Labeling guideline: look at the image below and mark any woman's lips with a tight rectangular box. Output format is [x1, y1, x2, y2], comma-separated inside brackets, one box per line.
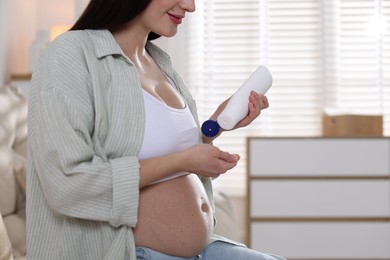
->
[168, 13, 183, 25]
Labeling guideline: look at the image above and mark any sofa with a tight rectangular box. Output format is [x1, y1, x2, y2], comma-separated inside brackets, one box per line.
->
[0, 85, 238, 260]
[0, 86, 28, 260]
[0, 213, 14, 260]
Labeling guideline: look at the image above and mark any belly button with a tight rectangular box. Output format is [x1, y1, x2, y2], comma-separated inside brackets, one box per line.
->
[200, 197, 209, 212]
[201, 202, 209, 212]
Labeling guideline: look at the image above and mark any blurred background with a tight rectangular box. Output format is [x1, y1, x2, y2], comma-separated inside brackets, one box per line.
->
[2, 0, 389, 194]
[0, 0, 389, 259]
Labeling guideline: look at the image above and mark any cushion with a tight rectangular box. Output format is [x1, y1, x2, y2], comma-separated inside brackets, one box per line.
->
[2, 215, 25, 258]
[0, 86, 28, 258]
[0, 86, 27, 214]
[0, 212, 13, 260]
[213, 191, 238, 241]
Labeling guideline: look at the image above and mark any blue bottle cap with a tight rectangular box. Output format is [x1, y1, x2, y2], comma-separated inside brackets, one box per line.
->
[201, 120, 221, 137]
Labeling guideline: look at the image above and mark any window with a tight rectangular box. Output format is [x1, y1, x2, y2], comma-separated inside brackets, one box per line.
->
[157, 0, 390, 196]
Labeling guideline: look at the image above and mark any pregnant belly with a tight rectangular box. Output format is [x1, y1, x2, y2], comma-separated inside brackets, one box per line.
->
[133, 174, 214, 257]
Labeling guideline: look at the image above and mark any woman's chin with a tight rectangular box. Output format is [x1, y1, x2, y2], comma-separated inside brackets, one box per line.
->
[157, 29, 178, 38]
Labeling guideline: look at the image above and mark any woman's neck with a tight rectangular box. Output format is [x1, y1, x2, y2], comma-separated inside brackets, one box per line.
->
[111, 22, 149, 62]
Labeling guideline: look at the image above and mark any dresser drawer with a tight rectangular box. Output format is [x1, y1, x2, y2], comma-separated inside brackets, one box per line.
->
[251, 222, 390, 259]
[249, 138, 390, 177]
[250, 180, 390, 217]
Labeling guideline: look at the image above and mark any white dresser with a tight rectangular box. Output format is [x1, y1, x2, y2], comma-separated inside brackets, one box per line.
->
[247, 137, 390, 260]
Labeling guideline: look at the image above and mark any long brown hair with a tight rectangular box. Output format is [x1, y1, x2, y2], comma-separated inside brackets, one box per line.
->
[70, 0, 160, 40]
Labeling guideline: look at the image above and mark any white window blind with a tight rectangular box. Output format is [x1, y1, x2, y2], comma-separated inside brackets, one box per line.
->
[324, 0, 390, 118]
[170, 0, 390, 196]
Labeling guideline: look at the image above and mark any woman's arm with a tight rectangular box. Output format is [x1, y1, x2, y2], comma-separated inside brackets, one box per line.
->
[28, 33, 140, 228]
[139, 144, 240, 187]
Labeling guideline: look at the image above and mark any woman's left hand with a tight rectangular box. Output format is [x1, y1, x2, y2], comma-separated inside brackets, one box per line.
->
[203, 91, 269, 143]
[232, 91, 269, 129]
[212, 91, 269, 129]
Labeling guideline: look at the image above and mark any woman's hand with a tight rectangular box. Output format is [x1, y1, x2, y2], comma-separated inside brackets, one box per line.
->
[139, 144, 239, 187]
[233, 91, 269, 129]
[203, 91, 269, 143]
[184, 144, 240, 178]
[210, 91, 269, 129]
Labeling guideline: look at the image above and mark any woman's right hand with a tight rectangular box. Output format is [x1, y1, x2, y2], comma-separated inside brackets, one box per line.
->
[184, 144, 240, 178]
[139, 144, 240, 187]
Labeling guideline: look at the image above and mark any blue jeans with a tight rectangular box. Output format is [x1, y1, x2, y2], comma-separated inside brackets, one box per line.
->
[136, 241, 286, 260]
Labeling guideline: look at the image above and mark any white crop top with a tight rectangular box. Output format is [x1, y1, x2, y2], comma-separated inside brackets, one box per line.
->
[138, 79, 200, 184]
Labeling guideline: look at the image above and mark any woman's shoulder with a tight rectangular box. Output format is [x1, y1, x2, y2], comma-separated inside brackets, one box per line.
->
[51, 30, 92, 50]
[42, 30, 99, 66]
[34, 31, 94, 80]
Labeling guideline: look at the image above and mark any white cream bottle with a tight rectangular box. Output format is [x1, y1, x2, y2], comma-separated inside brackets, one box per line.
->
[201, 65, 273, 137]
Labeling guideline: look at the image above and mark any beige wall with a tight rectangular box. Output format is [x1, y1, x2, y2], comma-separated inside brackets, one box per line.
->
[0, 1, 9, 84]
[0, 0, 88, 85]
[8, 0, 37, 77]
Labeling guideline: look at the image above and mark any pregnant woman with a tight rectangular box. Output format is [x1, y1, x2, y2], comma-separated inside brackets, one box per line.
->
[26, 0, 285, 259]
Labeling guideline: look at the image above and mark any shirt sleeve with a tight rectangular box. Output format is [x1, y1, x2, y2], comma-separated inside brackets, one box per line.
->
[28, 32, 140, 228]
